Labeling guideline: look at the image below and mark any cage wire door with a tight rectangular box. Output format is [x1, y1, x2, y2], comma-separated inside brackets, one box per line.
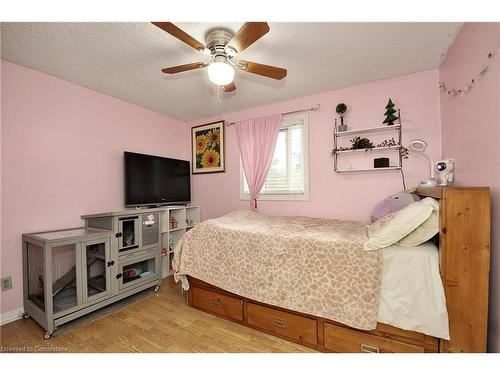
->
[27, 243, 46, 312]
[51, 244, 79, 314]
[83, 238, 111, 303]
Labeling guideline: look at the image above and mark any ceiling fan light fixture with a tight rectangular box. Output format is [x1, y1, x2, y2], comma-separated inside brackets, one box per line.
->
[207, 58, 235, 85]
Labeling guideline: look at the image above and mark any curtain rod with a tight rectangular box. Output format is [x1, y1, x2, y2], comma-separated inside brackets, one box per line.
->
[226, 104, 321, 126]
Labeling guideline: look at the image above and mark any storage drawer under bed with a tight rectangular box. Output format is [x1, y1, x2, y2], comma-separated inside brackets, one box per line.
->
[191, 286, 243, 321]
[323, 323, 424, 353]
[246, 302, 318, 346]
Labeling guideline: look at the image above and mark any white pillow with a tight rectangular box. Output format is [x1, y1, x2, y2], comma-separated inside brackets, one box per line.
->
[399, 198, 440, 247]
[364, 199, 434, 251]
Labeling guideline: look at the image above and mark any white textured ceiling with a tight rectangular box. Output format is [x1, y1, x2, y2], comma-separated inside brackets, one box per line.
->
[0, 22, 461, 121]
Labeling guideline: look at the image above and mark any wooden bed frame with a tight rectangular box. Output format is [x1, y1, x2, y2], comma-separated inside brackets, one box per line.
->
[186, 187, 491, 353]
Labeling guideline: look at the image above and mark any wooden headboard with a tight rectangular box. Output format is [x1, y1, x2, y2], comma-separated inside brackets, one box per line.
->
[416, 187, 491, 352]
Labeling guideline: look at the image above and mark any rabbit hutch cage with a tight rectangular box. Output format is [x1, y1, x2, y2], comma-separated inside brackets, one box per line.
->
[29, 234, 110, 312]
[22, 206, 198, 338]
[23, 228, 115, 339]
[23, 209, 164, 339]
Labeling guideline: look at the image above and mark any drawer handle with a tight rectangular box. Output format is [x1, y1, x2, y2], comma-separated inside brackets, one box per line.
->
[361, 343, 379, 353]
[209, 299, 221, 307]
[272, 318, 286, 328]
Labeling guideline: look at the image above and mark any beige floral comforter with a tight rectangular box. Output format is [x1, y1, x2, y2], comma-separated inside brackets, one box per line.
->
[173, 210, 383, 330]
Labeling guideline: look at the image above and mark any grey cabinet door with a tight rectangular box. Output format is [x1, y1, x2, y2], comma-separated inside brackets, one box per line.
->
[141, 213, 160, 248]
[82, 238, 112, 303]
[116, 249, 160, 292]
[118, 216, 140, 252]
[50, 240, 84, 320]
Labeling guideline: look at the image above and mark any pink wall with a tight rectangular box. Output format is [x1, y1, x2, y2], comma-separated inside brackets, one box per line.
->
[1, 57, 3, 304]
[439, 23, 500, 352]
[190, 70, 442, 223]
[0, 61, 189, 314]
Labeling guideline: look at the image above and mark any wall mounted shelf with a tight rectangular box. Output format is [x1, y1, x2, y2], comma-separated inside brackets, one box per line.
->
[334, 145, 401, 154]
[336, 166, 402, 173]
[334, 124, 401, 137]
[333, 111, 403, 173]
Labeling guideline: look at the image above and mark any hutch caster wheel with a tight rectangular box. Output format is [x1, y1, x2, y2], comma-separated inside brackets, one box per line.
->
[44, 331, 53, 340]
[23, 313, 31, 319]
[153, 285, 160, 293]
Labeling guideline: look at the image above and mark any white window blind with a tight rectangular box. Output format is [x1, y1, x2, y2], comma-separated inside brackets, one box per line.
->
[241, 114, 309, 200]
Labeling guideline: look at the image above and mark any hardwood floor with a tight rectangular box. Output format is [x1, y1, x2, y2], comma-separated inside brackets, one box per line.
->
[0, 277, 316, 353]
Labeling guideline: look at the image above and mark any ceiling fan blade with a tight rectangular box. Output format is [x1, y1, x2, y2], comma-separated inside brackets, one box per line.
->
[152, 22, 206, 51]
[161, 62, 207, 74]
[222, 82, 236, 92]
[227, 22, 270, 53]
[238, 61, 287, 80]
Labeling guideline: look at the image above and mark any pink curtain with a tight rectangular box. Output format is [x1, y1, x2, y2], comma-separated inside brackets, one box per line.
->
[235, 114, 282, 210]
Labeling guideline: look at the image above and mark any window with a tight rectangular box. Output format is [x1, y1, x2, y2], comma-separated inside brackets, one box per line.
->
[240, 113, 309, 201]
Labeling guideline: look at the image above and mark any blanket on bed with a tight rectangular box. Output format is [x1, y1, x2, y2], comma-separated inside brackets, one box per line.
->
[173, 210, 383, 330]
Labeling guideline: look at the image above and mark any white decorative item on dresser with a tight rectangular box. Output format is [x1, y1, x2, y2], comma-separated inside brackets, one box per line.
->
[160, 206, 200, 278]
[436, 159, 455, 186]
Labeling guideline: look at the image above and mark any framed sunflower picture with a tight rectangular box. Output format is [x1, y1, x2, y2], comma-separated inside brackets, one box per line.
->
[191, 120, 225, 174]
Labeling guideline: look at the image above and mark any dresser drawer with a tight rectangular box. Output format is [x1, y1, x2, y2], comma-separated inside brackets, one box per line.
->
[324, 323, 424, 353]
[247, 302, 318, 346]
[191, 287, 243, 321]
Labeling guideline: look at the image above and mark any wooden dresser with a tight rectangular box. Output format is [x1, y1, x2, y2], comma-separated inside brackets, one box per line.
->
[186, 187, 490, 353]
[416, 187, 490, 353]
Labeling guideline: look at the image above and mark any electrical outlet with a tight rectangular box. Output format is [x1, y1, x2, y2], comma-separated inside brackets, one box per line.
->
[1, 276, 13, 291]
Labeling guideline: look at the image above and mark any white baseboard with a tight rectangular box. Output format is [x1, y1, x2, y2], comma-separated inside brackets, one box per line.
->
[0, 308, 24, 326]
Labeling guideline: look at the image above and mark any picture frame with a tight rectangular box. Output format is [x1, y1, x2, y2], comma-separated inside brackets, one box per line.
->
[191, 120, 225, 174]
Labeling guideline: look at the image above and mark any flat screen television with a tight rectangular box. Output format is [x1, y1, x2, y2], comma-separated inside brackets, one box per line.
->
[124, 151, 191, 207]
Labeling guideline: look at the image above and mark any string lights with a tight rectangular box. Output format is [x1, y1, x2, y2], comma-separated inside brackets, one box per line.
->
[439, 50, 496, 97]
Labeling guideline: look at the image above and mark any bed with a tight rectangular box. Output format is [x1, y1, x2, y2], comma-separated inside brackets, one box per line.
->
[173, 187, 490, 352]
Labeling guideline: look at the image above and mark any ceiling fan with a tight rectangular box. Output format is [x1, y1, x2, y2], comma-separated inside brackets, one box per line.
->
[152, 22, 287, 92]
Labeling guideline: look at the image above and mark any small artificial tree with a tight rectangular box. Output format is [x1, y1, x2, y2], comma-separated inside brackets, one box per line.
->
[383, 98, 399, 125]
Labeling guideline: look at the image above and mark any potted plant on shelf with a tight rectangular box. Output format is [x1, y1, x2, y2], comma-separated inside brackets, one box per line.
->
[336, 103, 348, 132]
[351, 136, 374, 151]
